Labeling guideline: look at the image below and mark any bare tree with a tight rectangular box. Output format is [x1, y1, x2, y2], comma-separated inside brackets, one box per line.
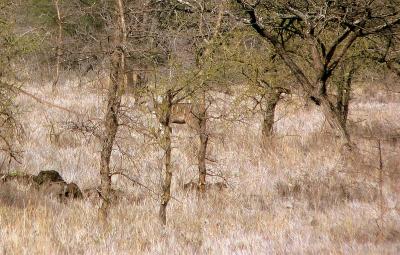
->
[98, 0, 127, 223]
[219, 29, 292, 144]
[171, 0, 229, 193]
[156, 89, 174, 225]
[0, 0, 33, 171]
[370, 28, 400, 78]
[233, 0, 400, 147]
[195, 1, 217, 194]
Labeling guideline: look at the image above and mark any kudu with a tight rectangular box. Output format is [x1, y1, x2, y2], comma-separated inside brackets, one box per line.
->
[169, 103, 200, 130]
[123, 68, 148, 97]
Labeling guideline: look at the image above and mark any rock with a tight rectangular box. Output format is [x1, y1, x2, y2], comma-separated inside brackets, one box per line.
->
[18, 170, 83, 201]
[65, 183, 83, 199]
[38, 181, 83, 199]
[33, 170, 64, 185]
[39, 181, 66, 199]
[1, 170, 86, 203]
[39, 181, 83, 201]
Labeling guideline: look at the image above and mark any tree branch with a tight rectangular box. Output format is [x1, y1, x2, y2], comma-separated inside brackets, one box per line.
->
[362, 16, 400, 35]
[235, 0, 314, 92]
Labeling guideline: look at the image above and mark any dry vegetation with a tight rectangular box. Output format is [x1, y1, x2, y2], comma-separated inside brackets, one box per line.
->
[2, 1, 400, 254]
[0, 75, 399, 254]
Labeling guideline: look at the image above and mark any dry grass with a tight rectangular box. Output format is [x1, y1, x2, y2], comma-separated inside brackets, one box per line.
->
[0, 79, 399, 254]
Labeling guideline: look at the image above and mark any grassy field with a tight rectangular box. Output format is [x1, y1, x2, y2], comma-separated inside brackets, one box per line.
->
[0, 79, 399, 254]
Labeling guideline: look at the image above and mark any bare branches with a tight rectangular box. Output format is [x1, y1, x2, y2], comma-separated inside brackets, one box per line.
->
[231, 1, 398, 146]
[110, 171, 159, 199]
[325, 27, 352, 64]
[235, 0, 274, 42]
[99, 0, 128, 223]
[15, 86, 84, 117]
[363, 15, 400, 35]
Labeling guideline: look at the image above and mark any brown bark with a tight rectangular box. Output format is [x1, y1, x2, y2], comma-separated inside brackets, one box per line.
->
[197, 90, 208, 194]
[271, 33, 351, 146]
[236, 1, 353, 147]
[98, 0, 126, 224]
[159, 91, 173, 225]
[52, 0, 62, 91]
[336, 68, 353, 128]
[319, 93, 350, 145]
[195, 1, 224, 194]
[261, 89, 281, 144]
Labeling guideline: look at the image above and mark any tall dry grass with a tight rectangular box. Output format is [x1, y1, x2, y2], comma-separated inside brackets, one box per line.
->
[0, 78, 399, 254]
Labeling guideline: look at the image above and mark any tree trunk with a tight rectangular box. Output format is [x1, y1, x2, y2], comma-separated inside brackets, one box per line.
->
[234, 1, 362, 147]
[319, 93, 351, 146]
[274, 41, 351, 146]
[52, 0, 62, 91]
[310, 78, 351, 147]
[159, 91, 173, 225]
[261, 89, 281, 145]
[194, 1, 224, 194]
[197, 90, 208, 194]
[336, 68, 353, 128]
[98, 0, 126, 224]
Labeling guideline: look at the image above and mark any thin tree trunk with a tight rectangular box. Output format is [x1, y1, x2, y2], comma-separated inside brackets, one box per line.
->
[261, 89, 281, 145]
[98, 0, 126, 224]
[52, 0, 62, 91]
[197, 90, 208, 194]
[195, 1, 224, 194]
[159, 91, 173, 225]
[336, 68, 353, 128]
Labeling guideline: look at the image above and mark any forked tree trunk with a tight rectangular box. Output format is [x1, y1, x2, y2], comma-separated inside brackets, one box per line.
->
[197, 90, 208, 194]
[98, 0, 126, 224]
[261, 89, 282, 145]
[279, 46, 352, 146]
[159, 91, 173, 225]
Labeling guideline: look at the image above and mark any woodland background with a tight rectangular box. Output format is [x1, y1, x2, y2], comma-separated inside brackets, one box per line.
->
[0, 0, 400, 254]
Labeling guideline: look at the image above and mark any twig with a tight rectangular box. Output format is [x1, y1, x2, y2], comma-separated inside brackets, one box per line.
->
[14, 86, 84, 117]
[377, 139, 386, 241]
[110, 171, 183, 204]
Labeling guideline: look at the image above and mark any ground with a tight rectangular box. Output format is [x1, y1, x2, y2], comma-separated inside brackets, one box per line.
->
[0, 78, 399, 254]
